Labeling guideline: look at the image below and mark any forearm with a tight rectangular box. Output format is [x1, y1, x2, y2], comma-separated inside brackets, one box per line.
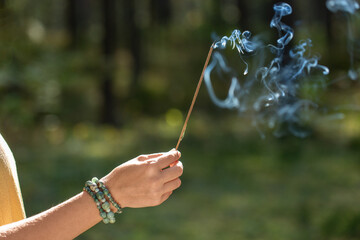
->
[0, 191, 101, 240]
[0, 150, 183, 239]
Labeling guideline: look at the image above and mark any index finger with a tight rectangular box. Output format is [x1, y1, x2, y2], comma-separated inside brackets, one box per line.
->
[138, 152, 166, 161]
[156, 150, 181, 169]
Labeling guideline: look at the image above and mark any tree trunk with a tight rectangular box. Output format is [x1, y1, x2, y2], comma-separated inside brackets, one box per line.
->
[150, 0, 171, 25]
[122, 1, 142, 98]
[324, 2, 333, 45]
[66, 0, 89, 48]
[66, 0, 81, 47]
[100, 0, 117, 125]
[237, 0, 248, 29]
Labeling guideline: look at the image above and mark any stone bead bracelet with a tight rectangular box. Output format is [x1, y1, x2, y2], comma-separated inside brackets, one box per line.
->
[84, 177, 122, 224]
[84, 186, 113, 223]
[93, 178, 122, 214]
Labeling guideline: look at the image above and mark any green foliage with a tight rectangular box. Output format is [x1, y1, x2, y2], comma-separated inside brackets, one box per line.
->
[6, 115, 360, 240]
[1, 0, 360, 239]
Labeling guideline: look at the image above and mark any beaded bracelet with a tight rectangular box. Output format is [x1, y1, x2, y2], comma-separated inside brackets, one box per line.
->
[93, 178, 122, 214]
[84, 177, 122, 224]
[84, 186, 114, 223]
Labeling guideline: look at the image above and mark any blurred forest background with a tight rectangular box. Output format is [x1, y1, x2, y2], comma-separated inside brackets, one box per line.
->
[1, 0, 360, 239]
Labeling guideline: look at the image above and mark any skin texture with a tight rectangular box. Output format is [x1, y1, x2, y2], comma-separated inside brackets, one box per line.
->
[0, 150, 182, 240]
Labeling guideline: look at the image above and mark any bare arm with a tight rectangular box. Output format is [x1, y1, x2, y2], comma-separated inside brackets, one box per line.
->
[0, 192, 102, 240]
[0, 150, 183, 240]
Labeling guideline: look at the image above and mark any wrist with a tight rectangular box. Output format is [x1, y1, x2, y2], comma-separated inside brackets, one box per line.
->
[83, 177, 123, 224]
[101, 175, 127, 209]
[79, 191, 103, 223]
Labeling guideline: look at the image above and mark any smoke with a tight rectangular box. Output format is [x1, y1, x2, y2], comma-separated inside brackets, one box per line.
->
[204, 2, 330, 138]
[326, 0, 359, 14]
[327, 0, 360, 80]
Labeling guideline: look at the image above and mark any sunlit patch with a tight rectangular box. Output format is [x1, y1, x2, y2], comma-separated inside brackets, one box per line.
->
[27, 19, 46, 44]
[166, 108, 184, 127]
[341, 113, 360, 137]
[73, 123, 90, 140]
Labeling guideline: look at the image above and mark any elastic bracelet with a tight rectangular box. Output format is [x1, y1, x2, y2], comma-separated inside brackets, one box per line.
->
[93, 178, 122, 214]
[84, 178, 118, 224]
[83, 186, 114, 223]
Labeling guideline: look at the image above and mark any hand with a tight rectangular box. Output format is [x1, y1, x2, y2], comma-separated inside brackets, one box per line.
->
[101, 150, 183, 208]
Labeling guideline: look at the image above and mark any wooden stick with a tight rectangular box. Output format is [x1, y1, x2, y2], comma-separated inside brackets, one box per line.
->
[175, 45, 214, 150]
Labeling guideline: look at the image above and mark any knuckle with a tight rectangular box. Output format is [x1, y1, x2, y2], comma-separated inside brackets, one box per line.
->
[150, 161, 159, 169]
[151, 182, 164, 196]
[149, 181, 159, 191]
[159, 174, 166, 184]
[146, 163, 159, 176]
[153, 173, 163, 183]
[145, 168, 154, 178]
[171, 151, 180, 159]
[150, 191, 159, 199]
[169, 153, 177, 160]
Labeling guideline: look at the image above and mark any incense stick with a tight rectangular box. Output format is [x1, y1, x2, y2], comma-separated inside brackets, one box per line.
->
[175, 45, 214, 150]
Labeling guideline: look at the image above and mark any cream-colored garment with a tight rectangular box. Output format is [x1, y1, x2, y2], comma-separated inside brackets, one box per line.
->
[0, 133, 26, 226]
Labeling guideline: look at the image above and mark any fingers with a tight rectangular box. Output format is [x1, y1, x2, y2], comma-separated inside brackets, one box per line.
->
[161, 160, 183, 182]
[137, 152, 165, 161]
[170, 160, 178, 168]
[156, 150, 181, 169]
[163, 178, 181, 193]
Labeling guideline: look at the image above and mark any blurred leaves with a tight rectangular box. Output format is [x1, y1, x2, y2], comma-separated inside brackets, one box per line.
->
[0, 0, 360, 239]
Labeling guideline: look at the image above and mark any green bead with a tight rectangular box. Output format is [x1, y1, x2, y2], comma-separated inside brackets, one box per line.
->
[85, 180, 93, 187]
[102, 202, 110, 210]
[85, 178, 121, 225]
[100, 212, 107, 219]
[107, 212, 115, 218]
[84, 187, 94, 197]
[96, 191, 104, 199]
[85, 178, 122, 224]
